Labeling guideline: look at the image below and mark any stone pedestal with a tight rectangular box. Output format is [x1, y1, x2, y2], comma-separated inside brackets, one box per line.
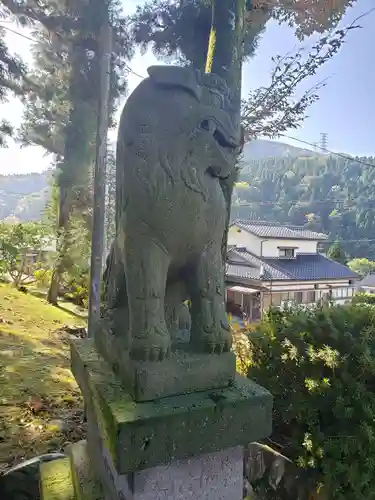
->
[39, 338, 272, 500]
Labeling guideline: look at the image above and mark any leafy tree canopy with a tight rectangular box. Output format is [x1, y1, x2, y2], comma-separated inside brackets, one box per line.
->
[347, 258, 375, 277]
[130, 0, 357, 69]
[327, 240, 346, 264]
[0, 220, 51, 287]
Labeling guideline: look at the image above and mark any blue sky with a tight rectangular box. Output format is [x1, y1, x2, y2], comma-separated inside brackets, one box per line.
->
[0, 0, 373, 175]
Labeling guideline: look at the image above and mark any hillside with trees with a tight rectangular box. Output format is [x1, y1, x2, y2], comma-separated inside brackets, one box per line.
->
[3, 147, 375, 264]
[0, 139, 314, 221]
[0, 171, 49, 221]
[233, 153, 375, 259]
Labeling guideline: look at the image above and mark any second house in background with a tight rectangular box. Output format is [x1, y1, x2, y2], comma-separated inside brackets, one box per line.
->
[226, 220, 358, 323]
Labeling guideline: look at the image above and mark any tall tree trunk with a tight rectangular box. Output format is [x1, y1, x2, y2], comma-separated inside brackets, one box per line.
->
[87, 21, 111, 337]
[47, 186, 70, 304]
[205, 0, 248, 263]
[47, 34, 96, 305]
[47, 48, 83, 305]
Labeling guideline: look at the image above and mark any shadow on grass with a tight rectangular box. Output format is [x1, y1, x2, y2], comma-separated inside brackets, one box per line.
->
[27, 288, 88, 321]
[0, 329, 84, 473]
[27, 289, 46, 300]
[55, 303, 87, 320]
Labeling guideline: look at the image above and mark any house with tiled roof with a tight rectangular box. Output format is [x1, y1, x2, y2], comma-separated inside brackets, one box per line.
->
[357, 274, 375, 293]
[226, 220, 358, 322]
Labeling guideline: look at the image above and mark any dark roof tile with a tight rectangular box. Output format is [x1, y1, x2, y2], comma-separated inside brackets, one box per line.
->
[226, 249, 358, 282]
[233, 220, 328, 240]
[358, 274, 375, 287]
[263, 253, 358, 281]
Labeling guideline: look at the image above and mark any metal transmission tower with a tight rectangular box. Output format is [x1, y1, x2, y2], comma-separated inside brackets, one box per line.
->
[320, 133, 328, 152]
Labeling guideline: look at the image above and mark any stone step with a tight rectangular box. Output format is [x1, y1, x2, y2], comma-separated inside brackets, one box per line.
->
[39, 457, 75, 500]
[39, 442, 103, 500]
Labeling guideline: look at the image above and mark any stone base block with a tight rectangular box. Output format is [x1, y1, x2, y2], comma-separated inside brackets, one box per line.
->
[71, 339, 273, 475]
[86, 394, 244, 500]
[94, 328, 236, 402]
[39, 440, 244, 500]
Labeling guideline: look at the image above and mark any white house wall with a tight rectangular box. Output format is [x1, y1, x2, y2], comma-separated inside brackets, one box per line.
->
[261, 238, 318, 257]
[228, 226, 261, 253]
[228, 225, 318, 257]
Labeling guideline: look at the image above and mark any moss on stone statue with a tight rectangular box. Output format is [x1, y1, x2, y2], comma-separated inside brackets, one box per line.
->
[39, 458, 75, 500]
[69, 441, 103, 500]
[71, 339, 273, 475]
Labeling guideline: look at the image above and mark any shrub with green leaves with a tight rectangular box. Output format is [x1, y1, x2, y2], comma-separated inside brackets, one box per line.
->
[0, 221, 52, 287]
[352, 292, 375, 305]
[248, 305, 375, 499]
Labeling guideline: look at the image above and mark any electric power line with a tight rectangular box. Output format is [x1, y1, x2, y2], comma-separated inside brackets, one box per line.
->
[280, 134, 375, 168]
[0, 23, 36, 43]
[319, 238, 375, 244]
[0, 22, 145, 80]
[124, 63, 145, 79]
[2, 23, 375, 171]
[3, 18, 375, 246]
[233, 199, 375, 206]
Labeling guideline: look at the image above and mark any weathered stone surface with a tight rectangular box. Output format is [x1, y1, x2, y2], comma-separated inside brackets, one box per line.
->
[68, 440, 103, 500]
[39, 457, 75, 500]
[102, 65, 242, 362]
[243, 443, 329, 500]
[87, 403, 243, 500]
[71, 338, 273, 475]
[94, 332, 236, 401]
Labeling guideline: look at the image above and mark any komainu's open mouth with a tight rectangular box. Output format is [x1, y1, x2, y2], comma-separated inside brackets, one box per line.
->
[199, 119, 238, 150]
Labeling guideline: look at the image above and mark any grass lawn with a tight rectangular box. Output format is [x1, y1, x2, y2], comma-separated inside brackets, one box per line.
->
[0, 283, 87, 473]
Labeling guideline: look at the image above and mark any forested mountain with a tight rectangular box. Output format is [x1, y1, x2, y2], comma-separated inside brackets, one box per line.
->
[0, 171, 49, 221]
[242, 139, 316, 161]
[2, 147, 375, 263]
[233, 154, 375, 259]
[0, 140, 311, 222]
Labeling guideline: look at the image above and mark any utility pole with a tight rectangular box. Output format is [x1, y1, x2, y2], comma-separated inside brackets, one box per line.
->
[88, 20, 112, 337]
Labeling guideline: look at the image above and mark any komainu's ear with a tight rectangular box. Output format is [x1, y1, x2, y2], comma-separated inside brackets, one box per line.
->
[147, 66, 202, 101]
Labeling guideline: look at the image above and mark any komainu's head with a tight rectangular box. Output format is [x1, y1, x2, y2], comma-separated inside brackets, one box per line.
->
[147, 65, 242, 154]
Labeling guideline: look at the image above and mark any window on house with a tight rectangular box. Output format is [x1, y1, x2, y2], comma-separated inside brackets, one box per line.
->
[306, 290, 316, 303]
[279, 247, 295, 258]
[270, 293, 282, 306]
[294, 291, 303, 304]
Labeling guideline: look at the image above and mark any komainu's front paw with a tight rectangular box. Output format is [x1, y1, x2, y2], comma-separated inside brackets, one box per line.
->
[130, 326, 171, 361]
[202, 321, 232, 354]
[193, 319, 232, 354]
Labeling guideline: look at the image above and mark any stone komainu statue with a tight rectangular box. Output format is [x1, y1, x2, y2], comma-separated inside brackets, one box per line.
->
[102, 65, 242, 361]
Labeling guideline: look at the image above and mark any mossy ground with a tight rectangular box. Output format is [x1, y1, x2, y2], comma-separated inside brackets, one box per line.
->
[0, 284, 87, 473]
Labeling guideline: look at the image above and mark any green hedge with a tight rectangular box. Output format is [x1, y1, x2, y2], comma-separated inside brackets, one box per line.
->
[247, 305, 375, 500]
[352, 292, 375, 305]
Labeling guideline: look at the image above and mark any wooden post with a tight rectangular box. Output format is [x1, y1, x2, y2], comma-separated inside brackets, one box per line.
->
[88, 21, 112, 338]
